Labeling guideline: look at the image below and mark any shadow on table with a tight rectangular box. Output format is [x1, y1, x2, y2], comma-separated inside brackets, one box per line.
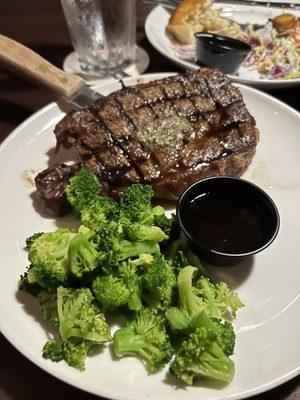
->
[0, 99, 33, 127]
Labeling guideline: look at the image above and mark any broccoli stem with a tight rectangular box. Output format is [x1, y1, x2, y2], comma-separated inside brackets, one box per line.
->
[178, 266, 202, 317]
[165, 307, 191, 331]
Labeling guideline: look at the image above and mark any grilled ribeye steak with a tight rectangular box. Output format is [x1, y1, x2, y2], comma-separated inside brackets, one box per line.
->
[36, 68, 259, 215]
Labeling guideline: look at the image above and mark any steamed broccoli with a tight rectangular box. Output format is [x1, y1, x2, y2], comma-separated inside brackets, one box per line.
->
[25, 232, 44, 250]
[65, 168, 100, 213]
[27, 229, 102, 289]
[195, 277, 244, 318]
[117, 261, 142, 311]
[123, 223, 167, 243]
[80, 197, 118, 233]
[152, 206, 173, 237]
[166, 308, 235, 356]
[170, 327, 235, 385]
[191, 312, 236, 357]
[28, 228, 77, 289]
[43, 339, 64, 362]
[42, 287, 110, 370]
[69, 233, 99, 278]
[92, 275, 130, 310]
[113, 308, 174, 372]
[19, 265, 43, 296]
[62, 338, 92, 370]
[19, 169, 244, 381]
[142, 255, 177, 310]
[177, 266, 207, 318]
[119, 184, 154, 225]
[166, 266, 243, 330]
[113, 239, 160, 262]
[57, 287, 110, 342]
[92, 255, 153, 311]
[43, 337, 97, 371]
[165, 265, 206, 331]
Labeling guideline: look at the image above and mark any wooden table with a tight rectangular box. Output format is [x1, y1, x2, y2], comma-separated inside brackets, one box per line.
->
[0, 1, 299, 399]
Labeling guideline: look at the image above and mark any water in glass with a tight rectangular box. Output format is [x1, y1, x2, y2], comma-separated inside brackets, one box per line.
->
[61, 0, 136, 75]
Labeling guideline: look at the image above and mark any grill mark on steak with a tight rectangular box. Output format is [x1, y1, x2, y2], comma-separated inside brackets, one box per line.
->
[109, 92, 161, 181]
[37, 68, 259, 216]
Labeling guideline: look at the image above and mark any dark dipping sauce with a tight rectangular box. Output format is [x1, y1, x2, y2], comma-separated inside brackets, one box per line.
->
[178, 177, 280, 265]
[182, 190, 271, 254]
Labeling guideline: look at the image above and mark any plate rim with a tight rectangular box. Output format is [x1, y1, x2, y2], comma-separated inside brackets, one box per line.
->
[1, 73, 300, 399]
[145, 5, 300, 88]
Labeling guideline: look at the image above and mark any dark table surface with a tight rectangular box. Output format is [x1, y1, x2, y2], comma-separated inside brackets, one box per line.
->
[0, 1, 299, 399]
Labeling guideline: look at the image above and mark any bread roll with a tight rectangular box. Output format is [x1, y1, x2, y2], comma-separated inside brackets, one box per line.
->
[167, 0, 244, 44]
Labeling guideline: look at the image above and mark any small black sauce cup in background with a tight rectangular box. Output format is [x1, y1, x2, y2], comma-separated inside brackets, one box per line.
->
[177, 177, 280, 266]
[194, 32, 251, 75]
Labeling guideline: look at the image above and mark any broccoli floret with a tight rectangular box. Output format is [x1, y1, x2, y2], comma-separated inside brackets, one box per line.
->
[42, 287, 110, 371]
[123, 223, 167, 243]
[117, 261, 142, 311]
[129, 253, 153, 268]
[92, 256, 147, 311]
[114, 239, 160, 262]
[119, 184, 154, 225]
[65, 168, 100, 213]
[166, 268, 239, 357]
[57, 287, 110, 343]
[38, 291, 58, 325]
[113, 308, 174, 372]
[142, 255, 177, 310]
[90, 221, 158, 264]
[43, 339, 64, 362]
[195, 277, 244, 318]
[19, 265, 43, 296]
[28, 229, 76, 289]
[92, 275, 130, 310]
[25, 232, 44, 250]
[170, 327, 235, 385]
[165, 266, 206, 330]
[69, 233, 99, 278]
[152, 206, 173, 237]
[27, 229, 102, 289]
[62, 338, 91, 371]
[43, 337, 95, 371]
[191, 312, 235, 356]
[80, 197, 118, 232]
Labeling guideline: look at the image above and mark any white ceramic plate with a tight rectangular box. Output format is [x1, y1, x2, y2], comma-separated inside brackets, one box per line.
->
[0, 73, 300, 400]
[145, 5, 300, 89]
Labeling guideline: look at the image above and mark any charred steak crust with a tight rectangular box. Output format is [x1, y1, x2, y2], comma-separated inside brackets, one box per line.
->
[37, 68, 259, 215]
[35, 163, 82, 216]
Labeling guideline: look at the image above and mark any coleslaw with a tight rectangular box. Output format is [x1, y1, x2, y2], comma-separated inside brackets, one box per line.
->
[244, 22, 300, 79]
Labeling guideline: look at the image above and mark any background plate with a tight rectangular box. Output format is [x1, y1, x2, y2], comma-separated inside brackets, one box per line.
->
[0, 73, 299, 400]
[145, 5, 300, 89]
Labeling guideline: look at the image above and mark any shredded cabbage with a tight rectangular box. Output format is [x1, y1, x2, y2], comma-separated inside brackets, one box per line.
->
[244, 22, 300, 79]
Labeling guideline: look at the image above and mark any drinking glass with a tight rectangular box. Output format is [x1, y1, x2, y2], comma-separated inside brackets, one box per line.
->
[61, 0, 136, 76]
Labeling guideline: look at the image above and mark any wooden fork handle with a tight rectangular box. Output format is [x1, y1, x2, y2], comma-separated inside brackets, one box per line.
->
[0, 34, 85, 98]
